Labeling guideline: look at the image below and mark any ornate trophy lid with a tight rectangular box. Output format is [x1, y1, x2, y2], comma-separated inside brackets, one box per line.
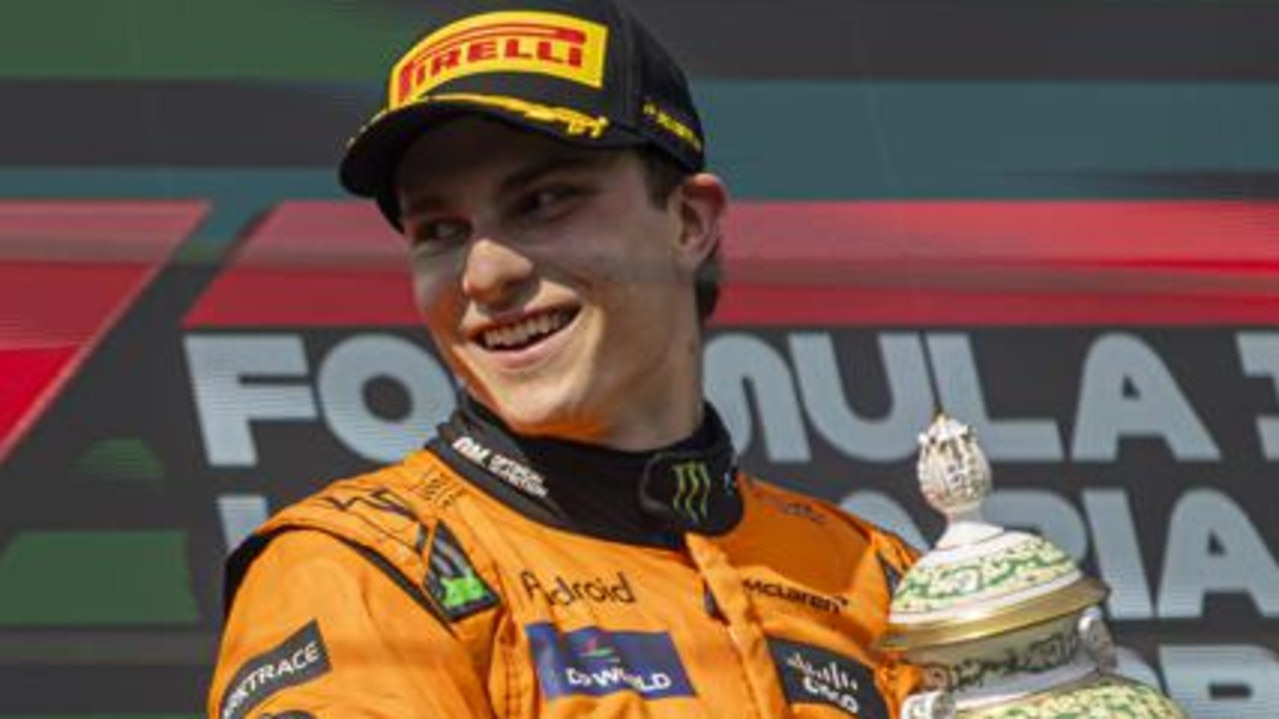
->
[881, 413, 1107, 652]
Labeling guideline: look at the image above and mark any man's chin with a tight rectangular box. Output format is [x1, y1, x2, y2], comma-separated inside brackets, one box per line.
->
[514, 408, 617, 446]
[477, 391, 583, 436]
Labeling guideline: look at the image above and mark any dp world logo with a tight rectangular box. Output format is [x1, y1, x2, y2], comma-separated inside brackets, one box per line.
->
[671, 461, 712, 523]
[526, 623, 695, 701]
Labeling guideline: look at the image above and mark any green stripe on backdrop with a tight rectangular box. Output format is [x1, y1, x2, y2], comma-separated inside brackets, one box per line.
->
[704, 81, 1279, 199]
[3, 1, 1277, 81]
[0, 0, 417, 80]
[0, 531, 198, 624]
[2, 82, 1278, 203]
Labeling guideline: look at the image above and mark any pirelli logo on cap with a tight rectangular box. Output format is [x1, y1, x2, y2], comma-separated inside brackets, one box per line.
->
[391, 11, 608, 108]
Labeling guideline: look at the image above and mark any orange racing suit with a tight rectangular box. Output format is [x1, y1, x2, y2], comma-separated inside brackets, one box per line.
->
[208, 401, 919, 718]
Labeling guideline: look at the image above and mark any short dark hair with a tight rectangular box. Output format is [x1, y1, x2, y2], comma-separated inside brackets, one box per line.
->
[635, 147, 722, 323]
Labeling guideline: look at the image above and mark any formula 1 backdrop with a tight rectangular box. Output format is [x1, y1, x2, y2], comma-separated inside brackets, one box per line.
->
[2, 2, 1277, 717]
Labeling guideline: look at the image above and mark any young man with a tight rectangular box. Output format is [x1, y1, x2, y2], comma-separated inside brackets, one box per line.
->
[208, 1, 918, 717]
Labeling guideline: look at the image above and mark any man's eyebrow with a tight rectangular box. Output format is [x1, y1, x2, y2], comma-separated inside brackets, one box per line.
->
[497, 151, 612, 196]
[401, 193, 448, 219]
[400, 150, 611, 220]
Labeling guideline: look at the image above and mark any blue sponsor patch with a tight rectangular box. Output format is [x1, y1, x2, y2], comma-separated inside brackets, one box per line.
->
[768, 637, 888, 718]
[526, 623, 695, 701]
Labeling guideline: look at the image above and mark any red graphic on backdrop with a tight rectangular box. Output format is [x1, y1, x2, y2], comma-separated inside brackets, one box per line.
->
[186, 199, 1279, 329]
[183, 201, 409, 328]
[0, 201, 207, 462]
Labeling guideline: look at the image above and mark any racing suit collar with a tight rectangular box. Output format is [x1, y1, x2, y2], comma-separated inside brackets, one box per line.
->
[432, 393, 743, 546]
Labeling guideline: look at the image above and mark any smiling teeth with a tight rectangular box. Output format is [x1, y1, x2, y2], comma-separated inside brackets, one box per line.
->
[483, 311, 570, 350]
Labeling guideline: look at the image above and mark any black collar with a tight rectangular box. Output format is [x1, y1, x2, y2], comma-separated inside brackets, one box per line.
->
[429, 395, 743, 547]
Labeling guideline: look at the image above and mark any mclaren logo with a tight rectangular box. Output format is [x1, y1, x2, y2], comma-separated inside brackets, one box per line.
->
[391, 11, 608, 106]
[742, 578, 848, 615]
[671, 460, 712, 523]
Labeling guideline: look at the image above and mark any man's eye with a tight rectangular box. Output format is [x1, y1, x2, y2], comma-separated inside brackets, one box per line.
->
[413, 219, 470, 247]
[520, 186, 581, 218]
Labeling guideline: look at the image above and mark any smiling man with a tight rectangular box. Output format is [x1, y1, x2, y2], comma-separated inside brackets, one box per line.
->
[397, 118, 716, 449]
[208, 1, 918, 717]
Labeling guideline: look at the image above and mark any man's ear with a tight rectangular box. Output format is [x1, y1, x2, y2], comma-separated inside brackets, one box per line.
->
[674, 172, 728, 271]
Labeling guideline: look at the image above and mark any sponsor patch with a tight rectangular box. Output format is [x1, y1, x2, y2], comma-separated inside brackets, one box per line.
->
[451, 434, 550, 498]
[760, 493, 828, 525]
[218, 621, 331, 719]
[521, 570, 637, 607]
[768, 637, 887, 718]
[391, 10, 608, 106]
[743, 577, 848, 615]
[642, 100, 702, 151]
[527, 623, 695, 701]
[424, 521, 499, 620]
[669, 459, 713, 523]
[413, 467, 464, 512]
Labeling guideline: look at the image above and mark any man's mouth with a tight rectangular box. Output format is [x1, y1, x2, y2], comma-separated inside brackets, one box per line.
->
[477, 308, 578, 352]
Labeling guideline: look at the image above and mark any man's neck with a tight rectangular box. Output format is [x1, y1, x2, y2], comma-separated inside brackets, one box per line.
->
[430, 394, 743, 545]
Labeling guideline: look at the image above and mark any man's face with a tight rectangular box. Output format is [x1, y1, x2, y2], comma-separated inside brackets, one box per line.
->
[395, 116, 722, 449]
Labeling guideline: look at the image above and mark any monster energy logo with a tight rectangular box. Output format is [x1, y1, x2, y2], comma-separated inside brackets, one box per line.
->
[671, 461, 712, 523]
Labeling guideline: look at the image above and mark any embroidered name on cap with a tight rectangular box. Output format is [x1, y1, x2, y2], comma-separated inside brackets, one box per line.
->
[392, 11, 609, 107]
[768, 637, 888, 718]
[218, 621, 331, 719]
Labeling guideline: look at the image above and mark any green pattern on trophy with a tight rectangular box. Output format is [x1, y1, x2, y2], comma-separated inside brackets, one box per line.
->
[924, 628, 1079, 692]
[964, 676, 1187, 719]
[894, 537, 1076, 614]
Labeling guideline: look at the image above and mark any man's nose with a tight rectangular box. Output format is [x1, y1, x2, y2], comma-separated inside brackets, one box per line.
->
[460, 235, 535, 308]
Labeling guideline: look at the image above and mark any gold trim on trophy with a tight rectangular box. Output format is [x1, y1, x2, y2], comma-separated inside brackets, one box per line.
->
[881, 577, 1107, 652]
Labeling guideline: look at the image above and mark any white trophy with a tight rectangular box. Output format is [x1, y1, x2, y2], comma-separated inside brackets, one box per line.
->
[878, 413, 1187, 718]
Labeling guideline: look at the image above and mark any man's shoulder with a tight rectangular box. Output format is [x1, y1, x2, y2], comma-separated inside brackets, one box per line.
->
[222, 449, 489, 615]
[742, 474, 919, 561]
[259, 449, 468, 545]
[742, 476, 845, 527]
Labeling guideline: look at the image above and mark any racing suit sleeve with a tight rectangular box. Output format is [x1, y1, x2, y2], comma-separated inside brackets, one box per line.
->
[207, 530, 496, 719]
[869, 529, 924, 716]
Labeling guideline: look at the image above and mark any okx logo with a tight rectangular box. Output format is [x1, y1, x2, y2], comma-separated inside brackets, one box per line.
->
[671, 460, 711, 523]
[526, 623, 695, 701]
[425, 522, 499, 621]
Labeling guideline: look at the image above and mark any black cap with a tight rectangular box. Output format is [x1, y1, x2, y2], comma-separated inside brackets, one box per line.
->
[339, 0, 705, 228]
